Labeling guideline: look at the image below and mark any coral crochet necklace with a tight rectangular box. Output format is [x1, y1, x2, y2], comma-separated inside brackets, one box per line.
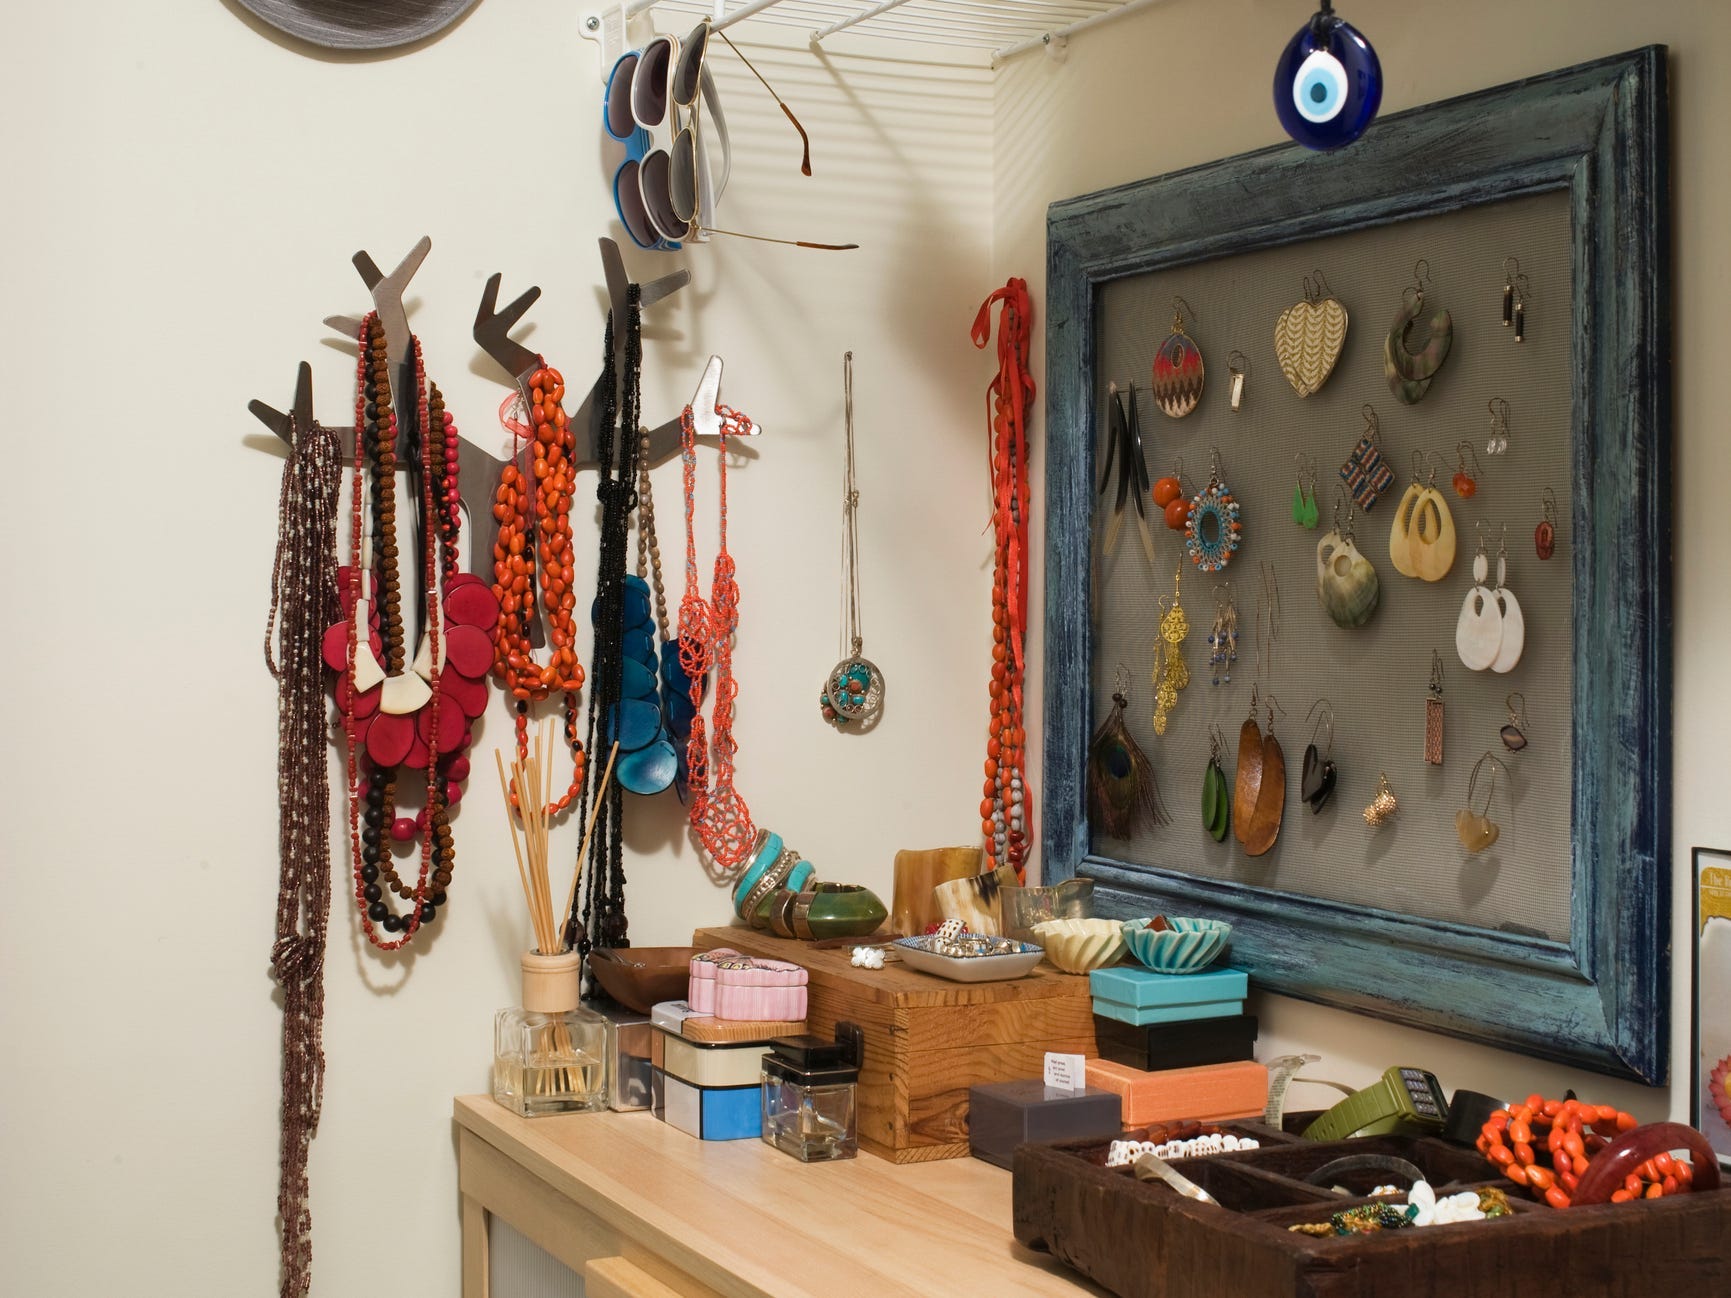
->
[679, 400, 756, 874]
[972, 279, 1035, 881]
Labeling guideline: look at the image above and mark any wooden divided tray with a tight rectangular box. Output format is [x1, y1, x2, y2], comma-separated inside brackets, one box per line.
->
[1013, 1126, 1731, 1297]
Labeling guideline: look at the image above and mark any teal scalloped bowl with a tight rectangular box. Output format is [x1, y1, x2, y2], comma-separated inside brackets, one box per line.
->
[1121, 917, 1231, 974]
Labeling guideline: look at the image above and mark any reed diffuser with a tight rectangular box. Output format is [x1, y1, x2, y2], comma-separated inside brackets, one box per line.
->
[490, 726, 620, 1118]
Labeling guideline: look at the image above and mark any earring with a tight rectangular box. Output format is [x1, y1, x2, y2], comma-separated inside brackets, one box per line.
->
[1302, 698, 1337, 814]
[1452, 441, 1483, 498]
[1502, 257, 1519, 329]
[1535, 487, 1558, 560]
[1513, 273, 1529, 343]
[1490, 527, 1525, 673]
[1152, 295, 1204, 418]
[1228, 350, 1249, 412]
[1388, 451, 1456, 583]
[1385, 258, 1454, 404]
[1088, 666, 1171, 838]
[1425, 650, 1445, 766]
[1237, 691, 1286, 857]
[1274, 271, 1348, 398]
[1154, 458, 1190, 532]
[1363, 771, 1398, 826]
[1501, 692, 1529, 753]
[1202, 724, 1231, 842]
[1458, 752, 1508, 853]
[1318, 487, 1380, 628]
[1207, 583, 1237, 686]
[1339, 403, 1395, 510]
[1456, 525, 1502, 671]
[1150, 564, 1190, 736]
[1185, 448, 1243, 573]
[1292, 454, 1320, 529]
[1486, 397, 1511, 455]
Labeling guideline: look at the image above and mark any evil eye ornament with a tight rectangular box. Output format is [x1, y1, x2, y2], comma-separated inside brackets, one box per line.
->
[1273, 7, 1382, 150]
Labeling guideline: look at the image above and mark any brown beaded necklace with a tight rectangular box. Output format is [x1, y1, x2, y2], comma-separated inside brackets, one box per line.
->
[264, 411, 341, 1296]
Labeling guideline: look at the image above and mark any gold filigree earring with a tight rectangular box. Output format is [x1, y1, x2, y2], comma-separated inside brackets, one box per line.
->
[1151, 564, 1190, 735]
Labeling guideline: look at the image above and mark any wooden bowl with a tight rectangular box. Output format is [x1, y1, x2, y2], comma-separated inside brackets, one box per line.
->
[587, 946, 698, 1013]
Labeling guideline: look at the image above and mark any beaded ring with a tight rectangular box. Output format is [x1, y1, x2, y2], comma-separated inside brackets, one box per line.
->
[1185, 478, 1242, 572]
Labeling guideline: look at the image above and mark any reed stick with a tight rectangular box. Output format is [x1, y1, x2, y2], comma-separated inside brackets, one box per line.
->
[558, 741, 621, 942]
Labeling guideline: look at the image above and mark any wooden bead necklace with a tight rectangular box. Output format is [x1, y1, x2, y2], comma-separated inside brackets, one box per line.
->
[679, 391, 757, 875]
[972, 280, 1035, 881]
[1476, 1094, 1694, 1209]
[490, 358, 587, 817]
[332, 315, 490, 949]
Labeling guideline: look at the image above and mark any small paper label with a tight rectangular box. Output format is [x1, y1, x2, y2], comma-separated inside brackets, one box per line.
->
[1044, 1051, 1086, 1092]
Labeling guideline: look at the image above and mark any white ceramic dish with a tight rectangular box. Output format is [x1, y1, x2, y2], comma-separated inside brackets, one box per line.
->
[893, 935, 1046, 983]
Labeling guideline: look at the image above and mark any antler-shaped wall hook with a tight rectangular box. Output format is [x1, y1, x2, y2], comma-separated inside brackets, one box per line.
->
[249, 361, 320, 449]
[323, 236, 431, 370]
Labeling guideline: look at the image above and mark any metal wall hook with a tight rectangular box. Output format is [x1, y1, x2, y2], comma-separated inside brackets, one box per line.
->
[250, 361, 319, 450]
[322, 236, 431, 371]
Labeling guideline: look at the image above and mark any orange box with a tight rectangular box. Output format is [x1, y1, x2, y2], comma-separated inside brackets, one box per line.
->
[1083, 1058, 1268, 1127]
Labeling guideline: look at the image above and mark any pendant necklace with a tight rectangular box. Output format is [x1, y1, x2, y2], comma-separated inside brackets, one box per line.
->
[820, 352, 884, 730]
[679, 378, 759, 875]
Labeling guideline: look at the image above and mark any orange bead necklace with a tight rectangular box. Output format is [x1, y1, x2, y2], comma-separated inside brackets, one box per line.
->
[1476, 1094, 1698, 1208]
[972, 280, 1035, 881]
[490, 363, 587, 815]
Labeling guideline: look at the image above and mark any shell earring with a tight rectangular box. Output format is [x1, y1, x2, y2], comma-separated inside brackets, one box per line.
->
[1486, 398, 1511, 456]
[1489, 527, 1525, 673]
[1153, 295, 1204, 418]
[1302, 698, 1337, 814]
[1501, 692, 1529, 753]
[1455, 525, 1502, 671]
[1457, 752, 1509, 853]
[1318, 487, 1380, 629]
[1385, 259, 1454, 404]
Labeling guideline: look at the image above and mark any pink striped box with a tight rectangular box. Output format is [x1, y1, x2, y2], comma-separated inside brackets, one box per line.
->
[715, 958, 808, 1021]
[688, 949, 742, 1015]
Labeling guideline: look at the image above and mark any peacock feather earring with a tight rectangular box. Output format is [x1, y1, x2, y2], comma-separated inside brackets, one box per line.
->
[1150, 563, 1190, 736]
[1202, 724, 1231, 842]
[1301, 698, 1337, 814]
[1088, 666, 1170, 838]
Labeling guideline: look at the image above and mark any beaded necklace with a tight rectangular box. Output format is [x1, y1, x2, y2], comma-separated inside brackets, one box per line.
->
[265, 412, 341, 1296]
[972, 280, 1035, 881]
[679, 394, 757, 875]
[490, 360, 587, 816]
[330, 315, 492, 948]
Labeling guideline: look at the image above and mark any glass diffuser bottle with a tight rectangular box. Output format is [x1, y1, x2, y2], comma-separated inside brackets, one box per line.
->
[493, 950, 612, 1118]
[761, 1023, 864, 1162]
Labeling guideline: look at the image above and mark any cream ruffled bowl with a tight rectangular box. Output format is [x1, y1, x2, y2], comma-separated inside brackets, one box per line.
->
[1032, 917, 1130, 974]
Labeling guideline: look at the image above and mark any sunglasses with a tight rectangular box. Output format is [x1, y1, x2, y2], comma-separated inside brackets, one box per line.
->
[605, 21, 853, 252]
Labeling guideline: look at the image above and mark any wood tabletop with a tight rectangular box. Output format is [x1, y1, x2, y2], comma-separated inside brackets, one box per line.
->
[454, 1095, 1109, 1298]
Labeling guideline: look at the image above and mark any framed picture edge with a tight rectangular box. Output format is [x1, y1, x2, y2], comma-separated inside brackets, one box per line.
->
[1692, 846, 1731, 1167]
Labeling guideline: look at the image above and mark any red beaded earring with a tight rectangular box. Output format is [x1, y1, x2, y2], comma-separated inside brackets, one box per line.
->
[1535, 486, 1558, 560]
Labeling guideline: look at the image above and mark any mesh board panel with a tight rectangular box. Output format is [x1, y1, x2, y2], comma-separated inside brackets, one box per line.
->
[1090, 189, 1573, 941]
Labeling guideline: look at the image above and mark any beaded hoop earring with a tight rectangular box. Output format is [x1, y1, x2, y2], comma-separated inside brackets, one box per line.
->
[1185, 450, 1242, 573]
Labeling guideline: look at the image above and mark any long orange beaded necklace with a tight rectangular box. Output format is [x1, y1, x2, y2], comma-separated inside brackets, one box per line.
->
[1476, 1094, 1703, 1208]
[972, 280, 1035, 881]
[490, 364, 587, 815]
[679, 400, 756, 874]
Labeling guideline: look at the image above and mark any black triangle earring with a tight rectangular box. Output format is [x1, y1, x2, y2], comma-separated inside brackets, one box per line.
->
[1301, 698, 1337, 813]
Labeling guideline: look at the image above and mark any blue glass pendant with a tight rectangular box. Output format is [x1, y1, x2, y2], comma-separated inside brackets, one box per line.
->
[1273, 5, 1381, 150]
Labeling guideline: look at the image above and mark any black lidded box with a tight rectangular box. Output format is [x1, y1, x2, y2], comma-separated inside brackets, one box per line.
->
[968, 1079, 1123, 1170]
[1094, 1013, 1258, 1071]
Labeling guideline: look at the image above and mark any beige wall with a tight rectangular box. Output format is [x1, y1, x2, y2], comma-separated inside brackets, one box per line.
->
[995, 0, 1729, 1117]
[0, 4, 991, 1294]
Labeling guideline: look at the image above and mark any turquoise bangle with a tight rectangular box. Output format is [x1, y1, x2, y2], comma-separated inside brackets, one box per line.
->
[731, 831, 784, 915]
[786, 859, 816, 894]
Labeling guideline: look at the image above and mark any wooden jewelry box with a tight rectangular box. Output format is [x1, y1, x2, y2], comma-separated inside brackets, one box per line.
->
[692, 926, 1095, 1162]
[1013, 1126, 1731, 1297]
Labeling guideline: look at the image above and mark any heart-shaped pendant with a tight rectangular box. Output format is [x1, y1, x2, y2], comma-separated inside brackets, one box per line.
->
[1455, 809, 1500, 853]
[1274, 294, 1349, 398]
[1301, 743, 1336, 813]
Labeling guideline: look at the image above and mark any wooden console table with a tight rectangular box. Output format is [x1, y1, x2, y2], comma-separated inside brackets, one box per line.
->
[455, 1095, 1107, 1297]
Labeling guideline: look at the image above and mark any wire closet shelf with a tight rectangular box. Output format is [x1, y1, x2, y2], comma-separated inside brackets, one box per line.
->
[583, 0, 1165, 65]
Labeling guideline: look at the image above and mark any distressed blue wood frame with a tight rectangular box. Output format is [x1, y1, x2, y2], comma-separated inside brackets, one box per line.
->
[1043, 48, 1671, 1083]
